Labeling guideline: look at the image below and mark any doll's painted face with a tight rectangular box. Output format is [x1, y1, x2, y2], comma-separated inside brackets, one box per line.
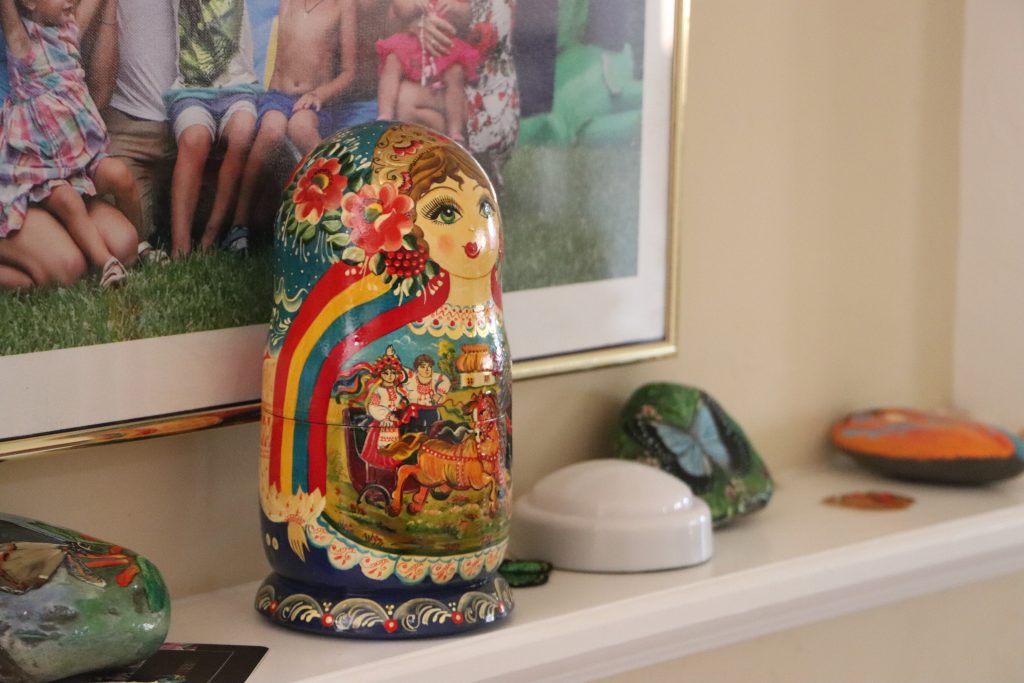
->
[22, 0, 75, 26]
[415, 177, 499, 281]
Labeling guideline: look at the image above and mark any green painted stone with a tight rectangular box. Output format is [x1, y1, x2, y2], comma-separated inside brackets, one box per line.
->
[0, 514, 169, 683]
[614, 383, 773, 526]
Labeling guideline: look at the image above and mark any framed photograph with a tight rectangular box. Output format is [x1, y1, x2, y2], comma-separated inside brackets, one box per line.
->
[0, 0, 686, 456]
[506, 0, 684, 378]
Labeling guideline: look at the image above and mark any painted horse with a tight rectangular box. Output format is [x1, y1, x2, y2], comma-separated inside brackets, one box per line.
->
[388, 394, 506, 516]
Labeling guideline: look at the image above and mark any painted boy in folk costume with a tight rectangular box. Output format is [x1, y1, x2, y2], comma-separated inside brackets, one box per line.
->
[259, 123, 510, 593]
[403, 353, 451, 433]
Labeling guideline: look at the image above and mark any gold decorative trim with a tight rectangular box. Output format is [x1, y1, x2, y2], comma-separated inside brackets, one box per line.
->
[0, 403, 260, 461]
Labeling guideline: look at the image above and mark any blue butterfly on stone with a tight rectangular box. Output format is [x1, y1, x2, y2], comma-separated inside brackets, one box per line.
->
[622, 393, 754, 495]
[616, 383, 773, 526]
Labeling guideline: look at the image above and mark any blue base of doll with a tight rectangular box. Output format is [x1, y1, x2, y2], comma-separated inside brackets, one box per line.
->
[254, 572, 513, 639]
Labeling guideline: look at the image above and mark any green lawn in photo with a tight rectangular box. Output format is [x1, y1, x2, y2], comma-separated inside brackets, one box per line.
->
[498, 0, 646, 293]
[0, 142, 642, 356]
[0, 251, 272, 356]
[500, 140, 642, 293]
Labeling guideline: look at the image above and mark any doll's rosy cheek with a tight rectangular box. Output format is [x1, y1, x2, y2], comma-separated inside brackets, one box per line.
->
[436, 234, 455, 253]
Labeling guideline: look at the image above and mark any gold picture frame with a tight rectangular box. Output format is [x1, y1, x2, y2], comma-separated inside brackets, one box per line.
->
[0, 0, 687, 458]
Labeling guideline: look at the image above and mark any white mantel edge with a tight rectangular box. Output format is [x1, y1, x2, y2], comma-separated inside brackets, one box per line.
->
[314, 505, 1024, 683]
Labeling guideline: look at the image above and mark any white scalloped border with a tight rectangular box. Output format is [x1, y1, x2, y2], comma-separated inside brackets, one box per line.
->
[305, 514, 506, 584]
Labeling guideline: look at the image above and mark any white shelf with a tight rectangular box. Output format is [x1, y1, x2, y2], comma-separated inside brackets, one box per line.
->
[168, 460, 1024, 682]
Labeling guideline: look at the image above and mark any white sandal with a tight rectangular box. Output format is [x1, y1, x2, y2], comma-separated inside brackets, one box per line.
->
[100, 257, 127, 289]
[137, 241, 170, 266]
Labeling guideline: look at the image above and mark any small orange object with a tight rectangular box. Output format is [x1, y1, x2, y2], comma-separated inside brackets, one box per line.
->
[83, 557, 130, 569]
[823, 491, 915, 510]
[116, 564, 140, 587]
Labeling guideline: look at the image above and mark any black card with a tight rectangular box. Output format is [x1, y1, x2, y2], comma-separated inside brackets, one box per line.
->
[60, 643, 268, 683]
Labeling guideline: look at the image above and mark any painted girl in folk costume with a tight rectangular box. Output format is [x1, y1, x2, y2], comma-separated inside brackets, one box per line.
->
[257, 122, 511, 637]
[331, 344, 420, 472]
[356, 346, 409, 467]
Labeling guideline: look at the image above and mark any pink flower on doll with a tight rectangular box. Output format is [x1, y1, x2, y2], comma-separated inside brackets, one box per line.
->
[340, 182, 415, 256]
[294, 158, 347, 224]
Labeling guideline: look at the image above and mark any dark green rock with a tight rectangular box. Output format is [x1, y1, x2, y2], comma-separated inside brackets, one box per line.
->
[0, 514, 169, 683]
[498, 559, 552, 588]
[614, 383, 773, 526]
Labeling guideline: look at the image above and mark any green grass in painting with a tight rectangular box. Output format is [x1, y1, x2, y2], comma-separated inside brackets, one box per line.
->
[0, 251, 272, 356]
[326, 481, 508, 555]
[499, 140, 642, 292]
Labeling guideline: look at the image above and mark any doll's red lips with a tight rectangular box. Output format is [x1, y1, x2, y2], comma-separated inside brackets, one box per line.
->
[464, 242, 480, 258]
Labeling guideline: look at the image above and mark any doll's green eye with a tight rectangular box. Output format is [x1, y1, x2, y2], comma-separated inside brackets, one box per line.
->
[435, 206, 460, 224]
[423, 197, 462, 225]
[480, 199, 494, 218]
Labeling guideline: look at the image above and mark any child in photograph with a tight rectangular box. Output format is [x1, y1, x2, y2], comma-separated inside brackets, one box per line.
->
[376, 0, 477, 142]
[229, 0, 356, 246]
[0, 0, 145, 288]
[82, 0, 178, 250]
[165, 0, 258, 258]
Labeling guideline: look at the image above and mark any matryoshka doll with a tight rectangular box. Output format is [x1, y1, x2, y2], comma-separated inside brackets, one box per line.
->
[256, 122, 513, 638]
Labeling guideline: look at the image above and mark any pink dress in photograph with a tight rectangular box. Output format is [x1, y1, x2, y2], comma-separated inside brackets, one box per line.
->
[376, 22, 480, 88]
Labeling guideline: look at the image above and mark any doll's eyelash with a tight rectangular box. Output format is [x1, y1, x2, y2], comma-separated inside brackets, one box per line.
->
[421, 195, 461, 222]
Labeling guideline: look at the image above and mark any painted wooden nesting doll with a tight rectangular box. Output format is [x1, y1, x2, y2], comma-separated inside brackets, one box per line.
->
[256, 122, 512, 638]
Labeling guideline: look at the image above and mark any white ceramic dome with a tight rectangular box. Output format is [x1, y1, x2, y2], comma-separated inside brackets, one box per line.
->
[512, 459, 713, 572]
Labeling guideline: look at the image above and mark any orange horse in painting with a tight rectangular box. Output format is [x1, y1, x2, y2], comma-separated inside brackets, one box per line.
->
[388, 394, 506, 516]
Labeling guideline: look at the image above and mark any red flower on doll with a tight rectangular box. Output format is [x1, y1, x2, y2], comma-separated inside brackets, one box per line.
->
[340, 182, 415, 256]
[293, 158, 347, 224]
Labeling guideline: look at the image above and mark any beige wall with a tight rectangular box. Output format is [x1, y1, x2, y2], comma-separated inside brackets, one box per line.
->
[955, 0, 1024, 428]
[1, 0, 1010, 679]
